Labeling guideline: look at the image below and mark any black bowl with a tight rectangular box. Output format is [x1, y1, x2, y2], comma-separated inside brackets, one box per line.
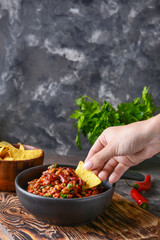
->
[15, 164, 115, 226]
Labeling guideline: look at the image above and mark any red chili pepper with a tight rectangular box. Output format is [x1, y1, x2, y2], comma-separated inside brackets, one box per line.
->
[133, 174, 151, 191]
[130, 189, 149, 209]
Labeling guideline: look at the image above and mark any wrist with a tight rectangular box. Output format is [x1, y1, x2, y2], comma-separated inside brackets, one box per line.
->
[146, 114, 160, 142]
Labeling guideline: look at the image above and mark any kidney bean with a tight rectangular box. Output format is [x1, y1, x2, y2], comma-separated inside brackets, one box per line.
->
[55, 168, 62, 175]
[61, 187, 70, 194]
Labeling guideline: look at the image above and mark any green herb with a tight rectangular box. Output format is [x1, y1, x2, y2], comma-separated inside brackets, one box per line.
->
[70, 86, 160, 149]
[67, 183, 73, 189]
[52, 163, 57, 168]
[60, 193, 68, 198]
[44, 194, 52, 197]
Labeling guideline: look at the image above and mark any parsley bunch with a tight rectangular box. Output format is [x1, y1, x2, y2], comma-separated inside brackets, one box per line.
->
[70, 87, 159, 149]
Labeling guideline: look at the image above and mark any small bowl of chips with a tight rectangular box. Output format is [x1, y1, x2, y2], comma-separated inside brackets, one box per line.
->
[0, 141, 44, 192]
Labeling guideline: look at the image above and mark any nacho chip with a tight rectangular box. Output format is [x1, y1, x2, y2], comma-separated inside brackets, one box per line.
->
[18, 142, 25, 151]
[75, 161, 101, 189]
[3, 157, 14, 160]
[0, 141, 17, 150]
[0, 141, 43, 160]
[10, 149, 43, 160]
[0, 146, 10, 158]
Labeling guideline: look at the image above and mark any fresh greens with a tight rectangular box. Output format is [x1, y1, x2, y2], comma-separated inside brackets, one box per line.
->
[52, 163, 57, 168]
[67, 183, 73, 189]
[44, 194, 52, 197]
[60, 193, 68, 198]
[70, 86, 159, 149]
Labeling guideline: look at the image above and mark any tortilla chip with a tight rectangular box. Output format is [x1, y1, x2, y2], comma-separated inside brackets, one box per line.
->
[0, 141, 17, 150]
[11, 149, 43, 160]
[3, 157, 14, 160]
[0, 146, 10, 158]
[18, 143, 25, 151]
[0, 141, 43, 160]
[75, 161, 101, 189]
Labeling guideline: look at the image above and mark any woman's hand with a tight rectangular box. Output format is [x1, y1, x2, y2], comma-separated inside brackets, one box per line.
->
[84, 114, 160, 183]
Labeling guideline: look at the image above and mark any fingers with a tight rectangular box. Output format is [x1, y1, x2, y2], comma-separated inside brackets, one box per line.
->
[84, 126, 135, 183]
[97, 156, 132, 182]
[85, 134, 106, 161]
[84, 143, 115, 172]
[108, 163, 129, 183]
[98, 158, 118, 180]
[92, 160, 129, 183]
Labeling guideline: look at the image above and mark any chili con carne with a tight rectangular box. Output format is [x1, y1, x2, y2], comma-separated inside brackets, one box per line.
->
[27, 164, 104, 199]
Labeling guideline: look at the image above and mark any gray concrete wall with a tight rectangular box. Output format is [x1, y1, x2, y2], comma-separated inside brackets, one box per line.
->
[0, 0, 160, 157]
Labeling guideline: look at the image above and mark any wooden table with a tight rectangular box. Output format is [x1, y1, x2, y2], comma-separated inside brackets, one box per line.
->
[0, 153, 159, 240]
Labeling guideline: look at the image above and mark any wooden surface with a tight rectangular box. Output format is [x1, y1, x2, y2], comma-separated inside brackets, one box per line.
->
[0, 154, 159, 240]
[0, 191, 159, 240]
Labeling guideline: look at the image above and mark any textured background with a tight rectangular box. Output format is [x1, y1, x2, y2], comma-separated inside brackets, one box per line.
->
[0, 0, 160, 157]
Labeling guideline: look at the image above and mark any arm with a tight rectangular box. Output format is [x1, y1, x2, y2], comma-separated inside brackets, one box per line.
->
[84, 114, 160, 183]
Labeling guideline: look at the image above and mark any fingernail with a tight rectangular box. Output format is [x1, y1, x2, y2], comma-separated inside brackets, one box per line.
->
[84, 161, 93, 170]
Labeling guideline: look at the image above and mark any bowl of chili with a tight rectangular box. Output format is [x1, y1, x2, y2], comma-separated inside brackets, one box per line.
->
[15, 164, 145, 226]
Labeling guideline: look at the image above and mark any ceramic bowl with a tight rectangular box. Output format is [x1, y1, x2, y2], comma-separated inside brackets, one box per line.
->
[15, 164, 145, 226]
[15, 164, 114, 226]
[0, 144, 44, 191]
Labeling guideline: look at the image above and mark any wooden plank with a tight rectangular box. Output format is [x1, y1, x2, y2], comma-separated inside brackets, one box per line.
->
[0, 223, 14, 240]
[0, 192, 159, 240]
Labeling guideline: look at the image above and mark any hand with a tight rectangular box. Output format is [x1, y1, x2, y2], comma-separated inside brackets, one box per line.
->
[84, 114, 160, 183]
